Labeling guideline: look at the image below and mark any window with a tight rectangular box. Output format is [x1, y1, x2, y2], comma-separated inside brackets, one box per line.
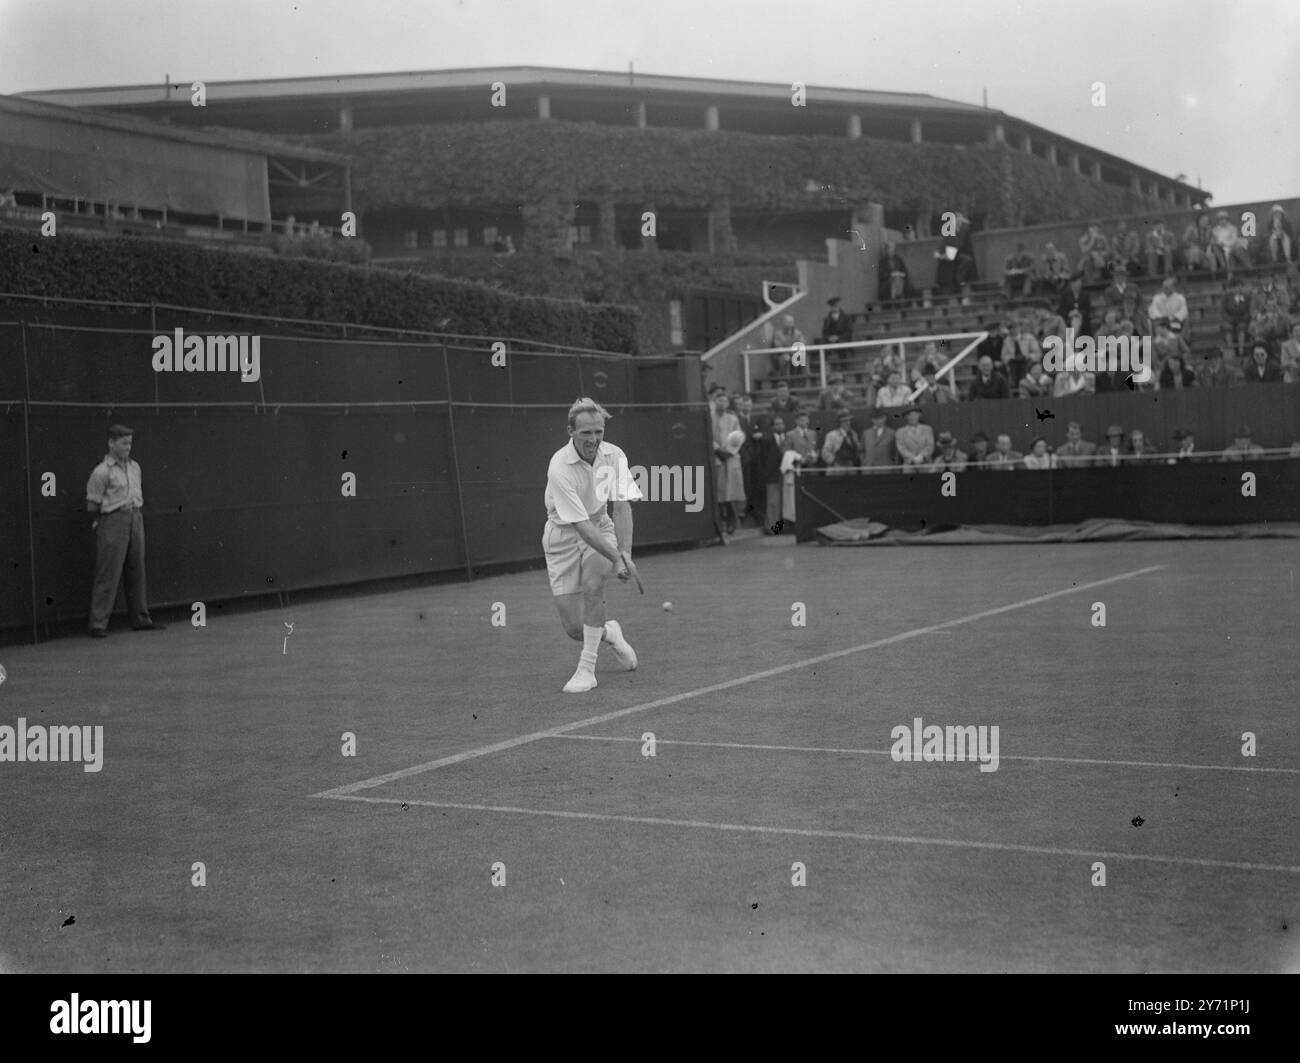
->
[431, 229, 448, 248]
[483, 226, 498, 245]
[402, 230, 419, 249]
[570, 224, 592, 245]
[453, 228, 469, 247]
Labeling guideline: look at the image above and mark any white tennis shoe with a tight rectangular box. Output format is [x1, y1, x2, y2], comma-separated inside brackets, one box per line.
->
[563, 666, 598, 694]
[603, 620, 638, 671]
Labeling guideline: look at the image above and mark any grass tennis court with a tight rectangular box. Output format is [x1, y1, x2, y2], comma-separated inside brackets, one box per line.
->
[0, 536, 1296, 972]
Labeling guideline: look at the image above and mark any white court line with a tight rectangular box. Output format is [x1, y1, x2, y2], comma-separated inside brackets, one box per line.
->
[323, 794, 1300, 875]
[313, 564, 1165, 799]
[548, 734, 1300, 775]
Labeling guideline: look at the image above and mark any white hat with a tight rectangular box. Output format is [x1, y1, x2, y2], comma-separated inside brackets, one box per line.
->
[725, 429, 746, 454]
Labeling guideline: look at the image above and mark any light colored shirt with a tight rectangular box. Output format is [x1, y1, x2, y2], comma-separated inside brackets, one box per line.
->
[1148, 291, 1189, 323]
[875, 384, 912, 408]
[544, 440, 642, 525]
[86, 454, 143, 513]
[895, 423, 935, 464]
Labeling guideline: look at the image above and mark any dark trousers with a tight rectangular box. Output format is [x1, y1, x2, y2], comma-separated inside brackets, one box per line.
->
[89, 507, 151, 631]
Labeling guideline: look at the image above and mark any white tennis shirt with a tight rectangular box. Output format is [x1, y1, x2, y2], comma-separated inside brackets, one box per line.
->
[544, 439, 643, 525]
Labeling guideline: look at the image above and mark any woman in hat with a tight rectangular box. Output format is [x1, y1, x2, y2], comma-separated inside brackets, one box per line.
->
[1022, 437, 1056, 470]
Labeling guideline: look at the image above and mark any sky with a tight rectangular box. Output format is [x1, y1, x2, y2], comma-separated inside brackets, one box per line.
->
[2, 0, 1297, 205]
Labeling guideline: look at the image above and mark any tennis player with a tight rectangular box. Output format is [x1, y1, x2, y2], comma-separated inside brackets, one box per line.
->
[543, 398, 642, 693]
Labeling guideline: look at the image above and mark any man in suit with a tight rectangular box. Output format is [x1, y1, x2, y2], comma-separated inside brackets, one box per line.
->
[765, 380, 801, 423]
[1057, 272, 1094, 335]
[1054, 421, 1098, 468]
[756, 416, 791, 532]
[733, 393, 760, 526]
[819, 297, 854, 349]
[894, 406, 935, 468]
[785, 411, 819, 467]
[860, 408, 896, 470]
[1221, 425, 1266, 462]
[1098, 424, 1126, 468]
[820, 409, 862, 476]
[930, 431, 968, 473]
[986, 433, 1024, 470]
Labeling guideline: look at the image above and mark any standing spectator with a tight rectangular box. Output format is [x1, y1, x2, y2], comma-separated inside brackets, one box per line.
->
[1221, 277, 1253, 358]
[1279, 322, 1300, 383]
[756, 417, 789, 533]
[966, 355, 1011, 400]
[786, 411, 819, 467]
[1099, 425, 1126, 468]
[1157, 353, 1197, 390]
[1145, 221, 1176, 277]
[1243, 344, 1283, 383]
[1003, 242, 1036, 299]
[734, 393, 761, 527]
[894, 407, 935, 468]
[860, 408, 896, 469]
[1148, 276, 1189, 332]
[1127, 429, 1159, 464]
[1220, 425, 1265, 462]
[1055, 422, 1097, 468]
[967, 432, 992, 466]
[1181, 212, 1212, 273]
[1209, 210, 1251, 278]
[875, 370, 913, 408]
[1266, 204, 1294, 264]
[820, 297, 854, 349]
[1037, 242, 1071, 296]
[769, 314, 805, 379]
[821, 409, 862, 475]
[882, 243, 909, 301]
[1022, 437, 1056, 470]
[709, 388, 745, 534]
[1111, 220, 1142, 276]
[1057, 273, 1094, 335]
[986, 434, 1023, 470]
[766, 380, 802, 421]
[85, 425, 165, 637]
[1078, 223, 1110, 283]
[818, 372, 858, 411]
[929, 431, 968, 472]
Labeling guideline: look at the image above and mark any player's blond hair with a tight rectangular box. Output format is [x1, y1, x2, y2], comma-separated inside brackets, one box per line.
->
[567, 397, 611, 430]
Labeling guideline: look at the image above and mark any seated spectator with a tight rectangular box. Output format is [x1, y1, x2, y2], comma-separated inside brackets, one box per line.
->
[1266, 204, 1294, 264]
[820, 408, 861, 475]
[967, 432, 992, 466]
[1057, 273, 1094, 334]
[1055, 421, 1097, 467]
[1167, 429, 1198, 464]
[930, 431, 968, 473]
[1157, 353, 1197, 390]
[1181, 211, 1214, 273]
[1037, 242, 1071, 295]
[1003, 242, 1036, 299]
[818, 372, 858, 410]
[1022, 437, 1056, 470]
[1152, 322, 1191, 380]
[894, 406, 935, 468]
[1078, 222, 1110, 283]
[916, 363, 958, 406]
[1148, 276, 1189, 333]
[1145, 221, 1176, 277]
[1198, 347, 1244, 388]
[882, 242, 909, 301]
[1053, 360, 1095, 398]
[1037, 309, 1068, 344]
[820, 298, 854, 348]
[1209, 210, 1252, 277]
[786, 411, 819, 467]
[1221, 277, 1253, 357]
[875, 370, 913, 408]
[1126, 428, 1159, 464]
[878, 344, 907, 379]
[1279, 322, 1300, 383]
[986, 433, 1023, 470]
[911, 342, 942, 385]
[1259, 274, 1292, 314]
[860, 408, 897, 469]
[1110, 220, 1143, 276]
[1243, 343, 1283, 383]
[1018, 361, 1054, 398]
[770, 314, 805, 378]
[966, 355, 1011, 400]
[767, 380, 802, 419]
[1220, 424, 1265, 462]
[1098, 424, 1126, 467]
[1003, 317, 1043, 388]
[1250, 296, 1292, 351]
[976, 322, 1011, 369]
[1102, 265, 1144, 329]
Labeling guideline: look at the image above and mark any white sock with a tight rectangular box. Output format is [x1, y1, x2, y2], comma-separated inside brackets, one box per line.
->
[601, 620, 616, 644]
[579, 624, 603, 670]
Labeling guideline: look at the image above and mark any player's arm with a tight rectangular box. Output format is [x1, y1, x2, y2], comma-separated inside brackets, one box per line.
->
[610, 500, 634, 557]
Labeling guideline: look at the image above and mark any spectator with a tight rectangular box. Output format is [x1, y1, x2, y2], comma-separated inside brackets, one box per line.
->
[976, 321, 1011, 370]
[882, 243, 909, 301]
[861, 408, 897, 469]
[1152, 322, 1191, 382]
[502, 235, 517, 255]
[1057, 273, 1094, 335]
[986, 433, 1023, 470]
[967, 432, 992, 466]
[1279, 322, 1300, 383]
[1221, 277, 1253, 358]
[1145, 221, 1175, 277]
[1053, 360, 1095, 398]
[786, 411, 820, 467]
[966, 355, 1011, 400]
[820, 297, 854, 348]
[1037, 242, 1071, 295]
[1266, 205, 1294, 264]
[912, 341, 943, 385]
[1098, 425, 1126, 467]
[1181, 212, 1213, 273]
[875, 369, 912, 408]
[1250, 295, 1292, 352]
[756, 417, 789, 533]
[1243, 344, 1283, 383]
[1127, 428, 1159, 465]
[1111, 220, 1142, 276]
[894, 406, 935, 468]
[1055, 422, 1097, 468]
[734, 393, 761, 527]
[821, 409, 862, 475]
[1102, 265, 1144, 329]
[1148, 276, 1189, 332]
[770, 314, 805, 379]
[1209, 210, 1251, 278]
[1259, 274, 1292, 314]
[492, 234, 509, 254]
[1198, 348, 1244, 388]
[930, 431, 968, 473]
[916, 363, 957, 407]
[1022, 437, 1056, 470]
[1018, 361, 1054, 398]
[1167, 429, 1198, 464]
[709, 388, 745, 535]
[1003, 316, 1043, 387]
[85, 424, 166, 637]
[1078, 223, 1110, 283]
[766, 380, 802, 420]
[818, 372, 858, 411]
[1157, 352, 1197, 390]
[1003, 242, 1036, 299]
[878, 343, 907, 379]
[1220, 425, 1265, 462]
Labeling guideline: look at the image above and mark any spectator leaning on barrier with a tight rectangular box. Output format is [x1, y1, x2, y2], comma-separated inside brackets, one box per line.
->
[1099, 425, 1126, 468]
[894, 406, 935, 468]
[1267, 205, 1294, 264]
[967, 355, 1011, 401]
[1022, 437, 1056, 470]
[1244, 343, 1283, 383]
[1055, 422, 1097, 468]
[861, 408, 896, 469]
[1221, 425, 1265, 462]
[930, 431, 968, 473]
[821, 409, 862, 476]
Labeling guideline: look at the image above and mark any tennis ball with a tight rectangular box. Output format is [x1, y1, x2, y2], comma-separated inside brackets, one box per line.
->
[662, 601, 673, 612]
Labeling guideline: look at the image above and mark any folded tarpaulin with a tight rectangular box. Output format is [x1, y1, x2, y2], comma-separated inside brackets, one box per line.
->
[816, 517, 1300, 545]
